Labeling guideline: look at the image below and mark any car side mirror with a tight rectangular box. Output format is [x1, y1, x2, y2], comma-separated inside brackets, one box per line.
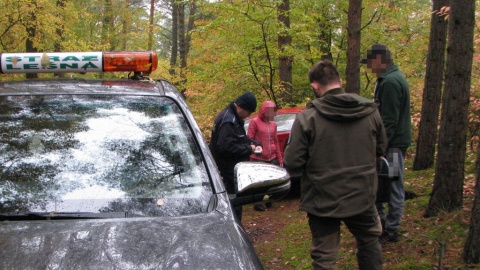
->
[229, 162, 291, 207]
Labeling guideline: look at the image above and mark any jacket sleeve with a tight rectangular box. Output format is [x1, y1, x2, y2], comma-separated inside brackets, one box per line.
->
[216, 123, 253, 157]
[247, 118, 258, 140]
[375, 110, 388, 157]
[283, 114, 309, 172]
[378, 80, 403, 144]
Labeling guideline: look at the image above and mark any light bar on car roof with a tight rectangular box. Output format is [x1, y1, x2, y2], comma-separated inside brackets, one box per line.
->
[0, 51, 157, 74]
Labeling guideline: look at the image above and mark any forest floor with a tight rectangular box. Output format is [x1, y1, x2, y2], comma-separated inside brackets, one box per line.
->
[241, 165, 480, 270]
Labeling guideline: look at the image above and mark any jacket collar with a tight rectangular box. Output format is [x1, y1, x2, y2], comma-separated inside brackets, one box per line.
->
[377, 63, 398, 79]
[321, 88, 344, 98]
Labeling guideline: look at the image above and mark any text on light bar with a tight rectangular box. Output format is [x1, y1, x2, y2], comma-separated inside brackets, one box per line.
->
[0, 51, 157, 74]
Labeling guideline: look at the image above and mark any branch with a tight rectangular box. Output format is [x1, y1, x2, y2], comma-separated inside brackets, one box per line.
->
[360, 10, 378, 32]
[248, 54, 268, 94]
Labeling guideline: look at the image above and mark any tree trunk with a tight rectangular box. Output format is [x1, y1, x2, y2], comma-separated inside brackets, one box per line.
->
[122, 0, 130, 51]
[102, 0, 113, 51]
[277, 0, 293, 107]
[54, 0, 66, 78]
[147, 0, 155, 51]
[345, 0, 361, 94]
[463, 144, 480, 263]
[178, 1, 186, 69]
[25, 1, 38, 79]
[177, 0, 187, 97]
[424, 0, 475, 217]
[413, 0, 449, 171]
[169, 0, 178, 75]
[185, 0, 196, 59]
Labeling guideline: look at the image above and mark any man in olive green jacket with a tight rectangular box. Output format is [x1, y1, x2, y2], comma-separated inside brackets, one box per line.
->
[284, 60, 387, 270]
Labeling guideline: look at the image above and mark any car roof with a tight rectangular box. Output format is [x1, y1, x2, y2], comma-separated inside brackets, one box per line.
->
[1, 79, 161, 95]
[276, 106, 304, 114]
[246, 106, 304, 121]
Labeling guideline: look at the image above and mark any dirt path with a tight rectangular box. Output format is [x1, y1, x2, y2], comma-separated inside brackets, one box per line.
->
[242, 196, 304, 269]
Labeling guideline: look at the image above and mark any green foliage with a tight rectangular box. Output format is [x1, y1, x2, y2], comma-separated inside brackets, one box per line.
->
[0, 0, 155, 54]
[186, 0, 434, 119]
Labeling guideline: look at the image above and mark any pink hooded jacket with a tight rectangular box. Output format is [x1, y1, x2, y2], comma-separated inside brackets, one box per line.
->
[247, 101, 283, 166]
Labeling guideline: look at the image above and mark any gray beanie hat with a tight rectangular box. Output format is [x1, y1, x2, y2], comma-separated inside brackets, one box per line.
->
[235, 92, 257, 112]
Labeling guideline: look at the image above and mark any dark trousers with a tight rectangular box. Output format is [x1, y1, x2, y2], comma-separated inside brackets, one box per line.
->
[308, 205, 383, 270]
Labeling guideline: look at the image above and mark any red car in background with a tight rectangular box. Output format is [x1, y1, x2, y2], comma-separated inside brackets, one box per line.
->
[244, 106, 304, 156]
[244, 107, 305, 155]
[244, 106, 304, 195]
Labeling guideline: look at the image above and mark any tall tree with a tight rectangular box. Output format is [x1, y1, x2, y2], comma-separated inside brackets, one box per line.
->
[25, 1, 38, 79]
[277, 0, 293, 106]
[170, 0, 178, 75]
[185, 0, 196, 61]
[424, 0, 475, 217]
[413, 0, 449, 171]
[122, 0, 131, 50]
[148, 0, 155, 51]
[102, 0, 114, 51]
[54, 0, 67, 78]
[178, 0, 187, 70]
[463, 144, 480, 263]
[345, 0, 362, 94]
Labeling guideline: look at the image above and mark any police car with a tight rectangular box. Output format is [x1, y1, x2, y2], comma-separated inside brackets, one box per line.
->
[0, 51, 290, 269]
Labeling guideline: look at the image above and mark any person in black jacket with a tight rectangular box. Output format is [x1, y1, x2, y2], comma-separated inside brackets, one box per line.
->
[209, 92, 262, 221]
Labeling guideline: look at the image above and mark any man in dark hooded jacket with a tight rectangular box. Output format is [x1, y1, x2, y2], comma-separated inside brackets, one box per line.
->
[284, 60, 387, 270]
[210, 91, 262, 221]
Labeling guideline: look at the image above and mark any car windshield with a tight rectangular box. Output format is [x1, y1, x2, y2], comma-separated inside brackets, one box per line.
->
[0, 95, 212, 218]
[275, 113, 297, 133]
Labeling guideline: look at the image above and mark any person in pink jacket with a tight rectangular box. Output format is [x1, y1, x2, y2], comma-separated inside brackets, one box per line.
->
[247, 100, 283, 211]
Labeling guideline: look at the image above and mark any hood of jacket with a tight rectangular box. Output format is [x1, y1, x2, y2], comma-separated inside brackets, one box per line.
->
[309, 88, 378, 122]
[258, 100, 276, 122]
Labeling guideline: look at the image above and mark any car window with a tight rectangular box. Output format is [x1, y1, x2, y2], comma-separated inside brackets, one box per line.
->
[275, 113, 297, 133]
[0, 95, 212, 217]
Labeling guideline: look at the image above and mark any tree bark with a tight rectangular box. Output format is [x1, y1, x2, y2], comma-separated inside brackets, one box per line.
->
[147, 0, 155, 51]
[102, 0, 114, 51]
[25, 1, 38, 79]
[463, 144, 480, 263]
[177, 0, 187, 97]
[185, 0, 196, 59]
[122, 0, 130, 51]
[345, 0, 361, 94]
[277, 0, 293, 107]
[424, 0, 475, 217]
[169, 0, 178, 75]
[178, 1, 186, 69]
[54, 0, 66, 78]
[413, 0, 449, 171]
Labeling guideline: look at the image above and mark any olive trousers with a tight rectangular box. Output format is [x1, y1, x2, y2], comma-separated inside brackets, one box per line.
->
[307, 205, 383, 270]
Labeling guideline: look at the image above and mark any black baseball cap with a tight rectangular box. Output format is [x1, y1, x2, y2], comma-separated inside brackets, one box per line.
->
[360, 44, 391, 64]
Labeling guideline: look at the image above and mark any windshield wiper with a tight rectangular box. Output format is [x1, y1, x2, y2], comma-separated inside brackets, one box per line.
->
[0, 212, 135, 221]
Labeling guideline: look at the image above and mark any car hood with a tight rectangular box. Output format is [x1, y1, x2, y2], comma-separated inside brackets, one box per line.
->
[0, 211, 263, 270]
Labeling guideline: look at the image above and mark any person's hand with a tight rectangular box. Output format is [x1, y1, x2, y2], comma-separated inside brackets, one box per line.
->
[251, 144, 256, 152]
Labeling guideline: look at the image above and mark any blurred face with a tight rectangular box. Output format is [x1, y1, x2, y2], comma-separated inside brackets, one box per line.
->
[236, 105, 252, 120]
[264, 106, 276, 122]
[367, 54, 388, 75]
